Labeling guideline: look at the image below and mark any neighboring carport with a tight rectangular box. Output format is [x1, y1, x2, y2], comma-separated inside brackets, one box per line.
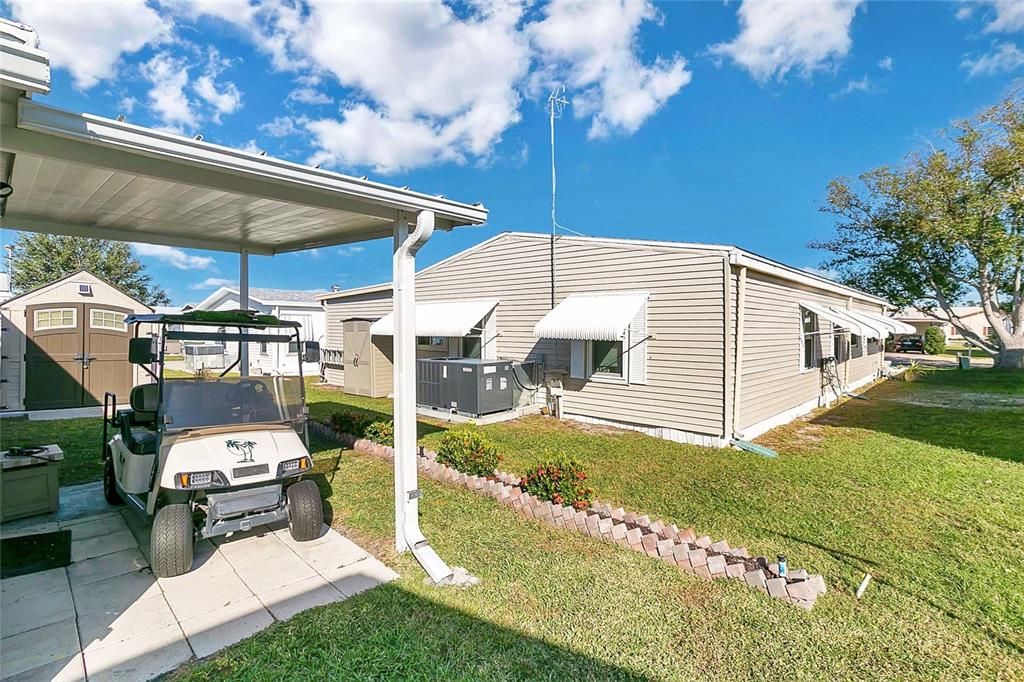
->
[0, 19, 487, 582]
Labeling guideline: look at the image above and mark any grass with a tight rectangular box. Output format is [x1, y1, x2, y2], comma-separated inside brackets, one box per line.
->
[0, 416, 104, 486]
[170, 369, 1024, 679]
[164, 354, 185, 361]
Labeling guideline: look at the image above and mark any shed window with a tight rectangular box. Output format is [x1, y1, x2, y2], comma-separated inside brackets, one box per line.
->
[90, 309, 127, 331]
[590, 339, 623, 377]
[801, 308, 819, 371]
[34, 308, 76, 330]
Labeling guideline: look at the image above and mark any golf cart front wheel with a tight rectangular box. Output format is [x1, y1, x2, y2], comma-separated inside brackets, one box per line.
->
[103, 456, 124, 506]
[151, 504, 194, 578]
[287, 480, 323, 542]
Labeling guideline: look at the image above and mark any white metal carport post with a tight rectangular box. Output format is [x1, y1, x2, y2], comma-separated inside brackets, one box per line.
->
[239, 248, 249, 376]
[392, 210, 454, 583]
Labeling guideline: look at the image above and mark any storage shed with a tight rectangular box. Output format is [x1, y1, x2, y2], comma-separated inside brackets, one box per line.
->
[321, 232, 908, 446]
[0, 270, 152, 411]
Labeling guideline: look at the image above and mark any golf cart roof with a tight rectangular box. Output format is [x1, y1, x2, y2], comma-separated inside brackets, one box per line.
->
[125, 310, 300, 329]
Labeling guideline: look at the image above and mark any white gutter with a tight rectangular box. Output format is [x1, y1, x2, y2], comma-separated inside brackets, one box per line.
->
[392, 210, 453, 584]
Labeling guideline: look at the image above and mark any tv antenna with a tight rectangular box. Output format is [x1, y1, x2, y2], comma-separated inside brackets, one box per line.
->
[547, 85, 582, 308]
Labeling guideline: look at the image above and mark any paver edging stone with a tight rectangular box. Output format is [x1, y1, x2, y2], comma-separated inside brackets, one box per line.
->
[311, 420, 825, 609]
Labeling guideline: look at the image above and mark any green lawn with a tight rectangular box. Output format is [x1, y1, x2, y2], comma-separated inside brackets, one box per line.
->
[0, 416, 104, 486]
[172, 370, 1024, 679]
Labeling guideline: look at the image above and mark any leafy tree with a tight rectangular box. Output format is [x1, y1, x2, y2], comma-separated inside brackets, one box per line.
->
[923, 326, 946, 356]
[813, 96, 1024, 368]
[10, 233, 170, 306]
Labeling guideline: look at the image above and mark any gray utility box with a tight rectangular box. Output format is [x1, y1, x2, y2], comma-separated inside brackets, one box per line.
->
[417, 358, 516, 417]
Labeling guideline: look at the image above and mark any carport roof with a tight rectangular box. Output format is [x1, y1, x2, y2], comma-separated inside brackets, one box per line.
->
[0, 99, 488, 255]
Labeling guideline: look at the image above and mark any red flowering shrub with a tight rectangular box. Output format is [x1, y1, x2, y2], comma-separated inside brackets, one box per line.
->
[435, 429, 501, 477]
[521, 456, 593, 510]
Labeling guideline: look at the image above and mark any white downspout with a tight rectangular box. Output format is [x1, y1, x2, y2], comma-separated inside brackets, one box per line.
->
[393, 210, 454, 584]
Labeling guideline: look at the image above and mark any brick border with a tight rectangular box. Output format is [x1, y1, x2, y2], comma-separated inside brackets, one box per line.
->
[311, 421, 826, 609]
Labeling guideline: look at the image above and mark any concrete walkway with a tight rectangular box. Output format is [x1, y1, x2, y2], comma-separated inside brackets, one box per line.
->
[1, 485, 397, 681]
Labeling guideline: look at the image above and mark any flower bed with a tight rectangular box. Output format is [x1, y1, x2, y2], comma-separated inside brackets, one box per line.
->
[311, 420, 827, 609]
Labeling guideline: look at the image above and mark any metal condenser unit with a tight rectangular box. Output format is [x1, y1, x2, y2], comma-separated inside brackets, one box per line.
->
[417, 358, 516, 417]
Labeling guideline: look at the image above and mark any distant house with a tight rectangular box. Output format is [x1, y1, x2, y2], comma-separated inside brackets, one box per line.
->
[896, 306, 1009, 343]
[0, 270, 152, 412]
[319, 232, 908, 446]
[192, 286, 325, 376]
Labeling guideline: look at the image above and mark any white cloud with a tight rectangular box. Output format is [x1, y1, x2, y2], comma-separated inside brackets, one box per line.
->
[709, 0, 864, 82]
[240, 139, 261, 154]
[831, 74, 872, 98]
[287, 88, 333, 105]
[956, 5, 974, 21]
[11, 0, 171, 89]
[961, 42, 1024, 78]
[118, 96, 138, 115]
[979, 0, 1024, 33]
[336, 245, 365, 256]
[194, 75, 242, 123]
[134, 243, 215, 270]
[166, 0, 686, 171]
[190, 277, 236, 290]
[141, 53, 199, 132]
[260, 116, 302, 137]
[529, 0, 691, 140]
[878, 56, 893, 71]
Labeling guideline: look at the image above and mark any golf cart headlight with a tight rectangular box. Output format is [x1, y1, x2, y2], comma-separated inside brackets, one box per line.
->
[176, 470, 226, 489]
[277, 456, 311, 477]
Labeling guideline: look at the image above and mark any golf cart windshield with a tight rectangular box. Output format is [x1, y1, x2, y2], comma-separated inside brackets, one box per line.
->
[161, 375, 304, 431]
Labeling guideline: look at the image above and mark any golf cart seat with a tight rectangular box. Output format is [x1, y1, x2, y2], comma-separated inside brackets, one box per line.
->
[120, 384, 158, 455]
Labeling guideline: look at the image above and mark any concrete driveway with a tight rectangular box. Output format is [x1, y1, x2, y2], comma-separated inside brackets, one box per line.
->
[1, 483, 396, 681]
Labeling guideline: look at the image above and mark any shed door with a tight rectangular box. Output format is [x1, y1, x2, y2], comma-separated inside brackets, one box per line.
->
[344, 324, 372, 397]
[25, 304, 85, 410]
[83, 305, 133, 406]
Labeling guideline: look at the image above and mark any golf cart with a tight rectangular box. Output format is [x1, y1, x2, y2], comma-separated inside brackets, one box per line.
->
[102, 310, 324, 578]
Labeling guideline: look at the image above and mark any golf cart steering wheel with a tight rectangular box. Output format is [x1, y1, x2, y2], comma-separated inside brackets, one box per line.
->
[227, 379, 271, 411]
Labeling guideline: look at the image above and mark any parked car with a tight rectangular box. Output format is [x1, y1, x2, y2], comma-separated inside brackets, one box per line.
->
[897, 335, 925, 353]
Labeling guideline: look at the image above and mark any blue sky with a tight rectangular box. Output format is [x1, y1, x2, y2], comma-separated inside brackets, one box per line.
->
[3, 0, 1023, 305]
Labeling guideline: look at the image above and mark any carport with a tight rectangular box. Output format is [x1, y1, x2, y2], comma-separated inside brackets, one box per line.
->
[0, 19, 486, 582]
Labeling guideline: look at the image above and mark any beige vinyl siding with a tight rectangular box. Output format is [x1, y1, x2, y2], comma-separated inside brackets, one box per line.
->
[736, 271, 883, 432]
[321, 290, 392, 386]
[324, 233, 731, 438]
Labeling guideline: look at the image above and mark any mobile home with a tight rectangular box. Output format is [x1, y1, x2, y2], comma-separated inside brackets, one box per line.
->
[320, 233, 905, 446]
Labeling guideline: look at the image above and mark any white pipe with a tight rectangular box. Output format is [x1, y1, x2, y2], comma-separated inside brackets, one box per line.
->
[732, 265, 747, 437]
[392, 210, 454, 584]
[239, 248, 249, 377]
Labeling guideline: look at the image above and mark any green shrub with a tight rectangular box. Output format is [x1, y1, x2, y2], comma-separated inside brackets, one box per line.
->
[435, 429, 500, 477]
[924, 326, 946, 355]
[329, 410, 376, 437]
[364, 420, 395, 447]
[521, 456, 594, 510]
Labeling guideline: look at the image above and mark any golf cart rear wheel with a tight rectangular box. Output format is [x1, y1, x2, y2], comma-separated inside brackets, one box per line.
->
[151, 504, 194, 578]
[103, 456, 124, 506]
[287, 480, 323, 542]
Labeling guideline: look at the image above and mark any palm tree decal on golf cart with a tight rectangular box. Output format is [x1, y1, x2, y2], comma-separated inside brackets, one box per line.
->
[225, 439, 258, 463]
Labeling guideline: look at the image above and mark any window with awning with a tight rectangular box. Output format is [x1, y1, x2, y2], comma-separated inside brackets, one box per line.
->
[534, 292, 649, 385]
[370, 299, 498, 338]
